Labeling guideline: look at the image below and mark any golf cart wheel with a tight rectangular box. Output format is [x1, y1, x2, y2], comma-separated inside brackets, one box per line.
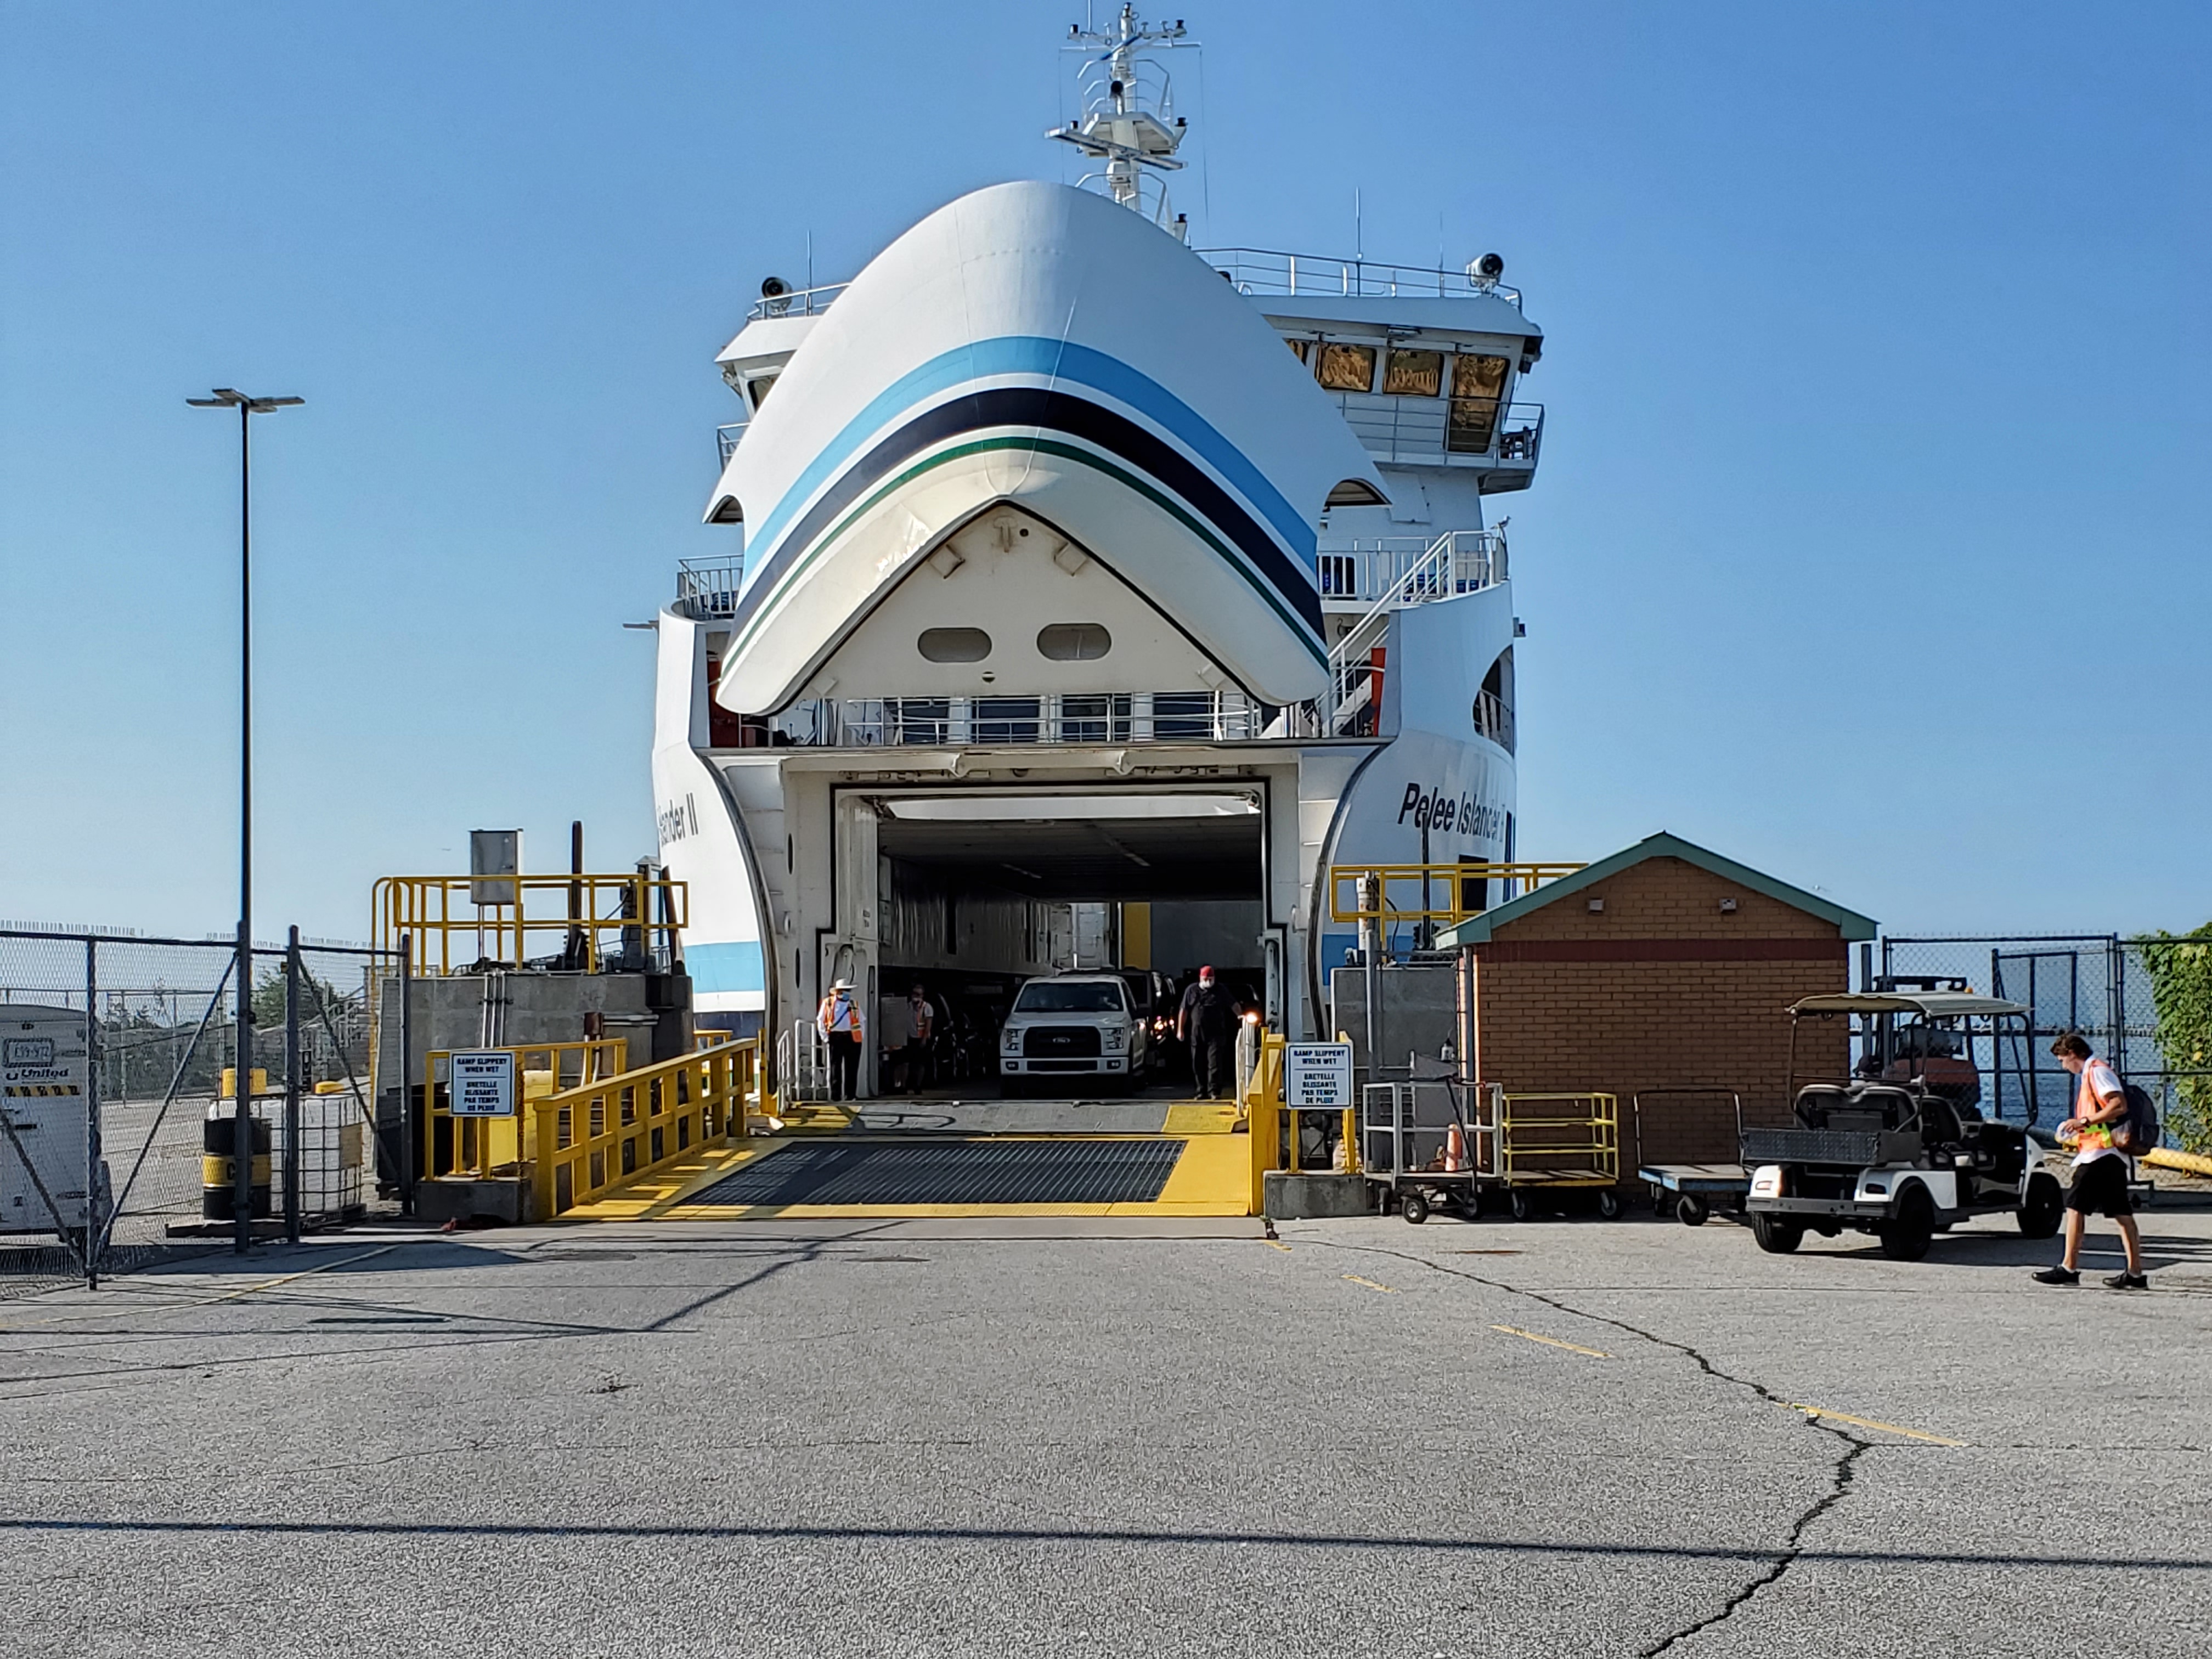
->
[1400, 1190, 1430, 1225]
[1751, 1214, 1804, 1254]
[2017, 1176, 2064, 1239]
[1677, 1195, 1709, 1227]
[1508, 1190, 1533, 1222]
[1879, 1185, 1935, 1262]
[1457, 1186, 1483, 1221]
[1596, 1189, 1623, 1221]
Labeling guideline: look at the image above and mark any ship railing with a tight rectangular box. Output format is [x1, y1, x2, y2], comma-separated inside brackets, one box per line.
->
[1200, 246, 1523, 309]
[716, 420, 748, 466]
[1305, 527, 1508, 740]
[675, 558, 745, 620]
[772, 691, 1268, 749]
[1329, 394, 1545, 466]
[746, 281, 849, 321]
[1317, 529, 1504, 603]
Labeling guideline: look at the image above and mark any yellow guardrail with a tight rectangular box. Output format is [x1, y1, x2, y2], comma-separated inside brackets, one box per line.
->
[531, 1037, 764, 1219]
[421, 1039, 630, 1183]
[373, 873, 690, 977]
[1243, 1031, 1286, 1216]
[1328, 861, 1584, 926]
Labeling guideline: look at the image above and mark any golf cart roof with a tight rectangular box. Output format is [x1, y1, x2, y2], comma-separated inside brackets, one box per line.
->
[1790, 992, 2028, 1019]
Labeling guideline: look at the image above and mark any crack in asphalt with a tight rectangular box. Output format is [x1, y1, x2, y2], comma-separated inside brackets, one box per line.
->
[1301, 1238, 1878, 1655]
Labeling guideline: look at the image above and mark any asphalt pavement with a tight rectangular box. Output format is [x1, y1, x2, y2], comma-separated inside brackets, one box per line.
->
[2, 1200, 2207, 1657]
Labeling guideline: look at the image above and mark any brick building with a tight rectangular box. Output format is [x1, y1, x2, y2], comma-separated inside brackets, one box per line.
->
[1434, 833, 1876, 1173]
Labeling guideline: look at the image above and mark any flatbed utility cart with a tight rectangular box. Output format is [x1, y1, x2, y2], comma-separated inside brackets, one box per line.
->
[1359, 1063, 1624, 1222]
[1634, 1088, 1751, 1226]
[1484, 1086, 1623, 1219]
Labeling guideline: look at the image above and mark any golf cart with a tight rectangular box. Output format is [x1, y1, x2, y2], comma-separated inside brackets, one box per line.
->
[1742, 990, 2063, 1261]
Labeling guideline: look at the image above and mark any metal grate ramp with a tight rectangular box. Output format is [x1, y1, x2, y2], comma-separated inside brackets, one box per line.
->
[689, 1138, 1186, 1208]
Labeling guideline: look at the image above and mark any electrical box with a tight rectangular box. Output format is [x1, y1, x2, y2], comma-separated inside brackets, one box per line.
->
[470, 829, 523, 906]
[1, 1005, 94, 1234]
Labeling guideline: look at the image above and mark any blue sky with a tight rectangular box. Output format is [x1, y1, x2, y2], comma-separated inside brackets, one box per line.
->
[2, 1, 2205, 944]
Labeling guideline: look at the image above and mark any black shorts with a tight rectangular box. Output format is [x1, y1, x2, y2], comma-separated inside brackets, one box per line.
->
[2065, 1155, 2133, 1217]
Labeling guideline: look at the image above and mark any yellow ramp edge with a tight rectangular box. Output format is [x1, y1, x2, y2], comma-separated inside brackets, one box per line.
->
[561, 1105, 1255, 1222]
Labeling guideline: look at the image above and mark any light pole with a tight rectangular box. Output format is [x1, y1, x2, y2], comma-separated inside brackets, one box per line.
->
[189, 388, 304, 1253]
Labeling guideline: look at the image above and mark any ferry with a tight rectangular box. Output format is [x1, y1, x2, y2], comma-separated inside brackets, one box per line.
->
[651, 8, 1547, 1092]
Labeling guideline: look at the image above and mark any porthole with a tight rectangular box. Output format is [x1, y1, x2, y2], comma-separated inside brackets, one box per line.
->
[1036, 623, 1111, 662]
[918, 627, 991, 663]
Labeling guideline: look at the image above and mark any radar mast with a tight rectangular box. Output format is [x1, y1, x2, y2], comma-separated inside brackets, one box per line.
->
[1048, 6, 1195, 233]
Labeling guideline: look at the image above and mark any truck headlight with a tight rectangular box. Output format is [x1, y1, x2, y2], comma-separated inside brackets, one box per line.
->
[1104, 1028, 1126, 1051]
[1002, 1028, 1022, 1054]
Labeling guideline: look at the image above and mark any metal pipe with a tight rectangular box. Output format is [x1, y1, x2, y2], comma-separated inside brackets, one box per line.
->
[84, 938, 99, 1289]
[284, 927, 302, 1245]
[398, 932, 415, 1216]
[234, 398, 254, 1256]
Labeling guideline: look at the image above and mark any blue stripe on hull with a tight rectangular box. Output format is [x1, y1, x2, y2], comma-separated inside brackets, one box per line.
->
[745, 337, 1316, 569]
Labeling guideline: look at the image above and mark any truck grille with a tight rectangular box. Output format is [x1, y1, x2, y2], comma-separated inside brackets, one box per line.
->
[1024, 1025, 1103, 1058]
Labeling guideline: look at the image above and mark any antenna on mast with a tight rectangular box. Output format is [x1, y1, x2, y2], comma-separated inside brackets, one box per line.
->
[1048, 6, 1197, 232]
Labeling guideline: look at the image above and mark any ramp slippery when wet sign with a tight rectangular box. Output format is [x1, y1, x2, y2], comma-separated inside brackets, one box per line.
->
[1284, 1043, 1353, 1108]
[449, 1051, 517, 1117]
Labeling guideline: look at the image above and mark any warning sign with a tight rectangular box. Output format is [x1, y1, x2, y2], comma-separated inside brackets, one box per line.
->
[1283, 1042, 1354, 1108]
[449, 1051, 518, 1118]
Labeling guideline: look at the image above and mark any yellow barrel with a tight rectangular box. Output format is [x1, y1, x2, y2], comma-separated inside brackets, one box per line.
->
[202, 1108, 273, 1220]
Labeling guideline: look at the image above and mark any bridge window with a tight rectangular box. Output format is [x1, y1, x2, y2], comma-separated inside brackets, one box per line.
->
[918, 627, 991, 663]
[1316, 342, 1377, 393]
[1448, 354, 1510, 453]
[747, 373, 778, 410]
[1037, 622, 1112, 662]
[1384, 349, 1443, 397]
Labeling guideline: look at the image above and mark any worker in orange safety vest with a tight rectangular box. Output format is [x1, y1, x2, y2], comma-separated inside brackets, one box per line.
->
[817, 977, 864, 1102]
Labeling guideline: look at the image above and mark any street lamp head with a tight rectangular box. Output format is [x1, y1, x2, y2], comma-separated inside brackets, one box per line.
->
[188, 388, 304, 413]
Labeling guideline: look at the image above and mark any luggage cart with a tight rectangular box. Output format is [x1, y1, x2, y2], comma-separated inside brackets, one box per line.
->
[1633, 1088, 1751, 1226]
[1483, 1086, 1624, 1220]
[1359, 1077, 1481, 1224]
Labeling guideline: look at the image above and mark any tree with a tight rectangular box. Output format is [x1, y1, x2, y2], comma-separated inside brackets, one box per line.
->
[2138, 923, 2212, 1156]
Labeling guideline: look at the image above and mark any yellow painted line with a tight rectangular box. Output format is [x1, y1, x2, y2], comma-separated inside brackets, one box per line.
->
[1491, 1323, 1611, 1359]
[1263, 1239, 1293, 1252]
[1343, 1274, 1398, 1294]
[1790, 1404, 1965, 1446]
[211, 1246, 396, 1302]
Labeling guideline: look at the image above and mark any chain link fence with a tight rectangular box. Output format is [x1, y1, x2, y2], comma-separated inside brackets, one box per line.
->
[2, 927, 397, 1300]
[1875, 934, 2212, 1152]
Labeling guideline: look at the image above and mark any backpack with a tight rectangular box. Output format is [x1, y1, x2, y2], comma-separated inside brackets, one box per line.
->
[2113, 1082, 2162, 1157]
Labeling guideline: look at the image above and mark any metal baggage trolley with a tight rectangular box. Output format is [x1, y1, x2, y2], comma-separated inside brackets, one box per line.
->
[1633, 1087, 1751, 1226]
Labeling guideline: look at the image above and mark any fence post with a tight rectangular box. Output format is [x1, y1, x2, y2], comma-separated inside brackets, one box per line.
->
[399, 931, 416, 1217]
[233, 919, 253, 1255]
[284, 927, 302, 1245]
[84, 938, 100, 1291]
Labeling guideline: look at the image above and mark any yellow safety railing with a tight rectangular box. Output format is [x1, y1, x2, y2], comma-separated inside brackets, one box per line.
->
[1492, 1091, 1619, 1186]
[531, 1037, 764, 1220]
[1328, 861, 1585, 926]
[1243, 1031, 1286, 1216]
[422, 1039, 630, 1182]
[373, 873, 690, 977]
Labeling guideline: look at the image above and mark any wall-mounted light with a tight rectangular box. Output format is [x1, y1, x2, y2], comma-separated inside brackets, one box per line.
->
[1587, 898, 1605, 913]
[1719, 897, 1739, 913]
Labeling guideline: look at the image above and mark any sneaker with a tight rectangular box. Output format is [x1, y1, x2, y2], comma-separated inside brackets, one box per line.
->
[2104, 1272, 2149, 1291]
[2032, 1267, 2081, 1285]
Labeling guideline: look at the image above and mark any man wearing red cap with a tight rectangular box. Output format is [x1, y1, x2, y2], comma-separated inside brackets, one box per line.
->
[1176, 966, 1235, 1099]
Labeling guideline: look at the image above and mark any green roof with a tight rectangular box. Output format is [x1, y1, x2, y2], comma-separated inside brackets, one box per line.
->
[1433, 831, 1877, 948]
